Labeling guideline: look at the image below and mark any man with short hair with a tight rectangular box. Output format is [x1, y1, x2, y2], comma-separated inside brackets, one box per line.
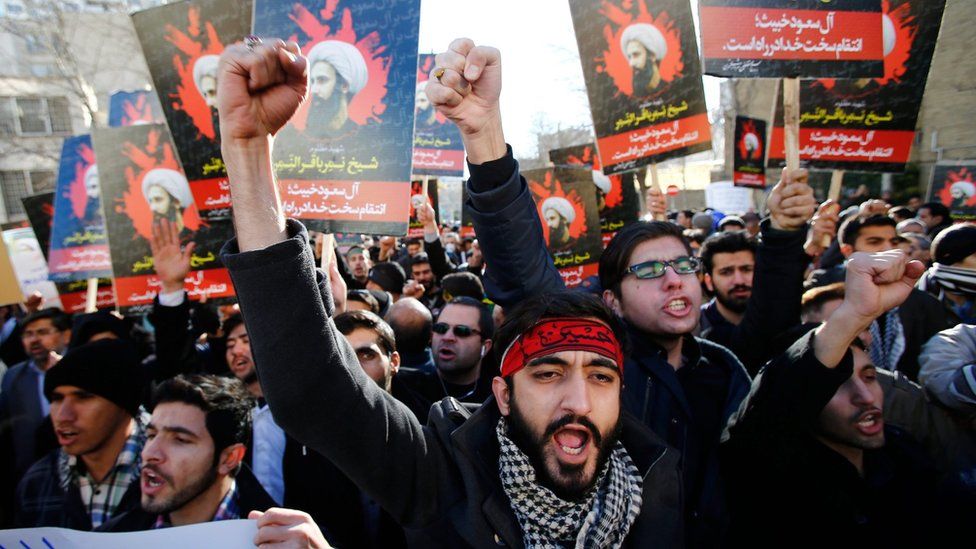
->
[215, 37, 682, 547]
[676, 209, 694, 229]
[345, 245, 372, 290]
[409, 253, 443, 311]
[721, 251, 950, 546]
[717, 216, 745, 232]
[346, 289, 381, 314]
[367, 262, 406, 302]
[16, 339, 145, 529]
[385, 297, 435, 373]
[699, 231, 758, 330]
[0, 308, 72, 496]
[100, 374, 276, 531]
[334, 310, 401, 393]
[917, 201, 953, 239]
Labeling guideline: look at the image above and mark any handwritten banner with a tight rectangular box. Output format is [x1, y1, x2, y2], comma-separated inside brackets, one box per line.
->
[549, 143, 640, 247]
[733, 116, 767, 187]
[700, 0, 884, 78]
[92, 124, 235, 315]
[413, 53, 466, 177]
[524, 168, 602, 288]
[48, 135, 113, 282]
[767, 0, 946, 172]
[927, 161, 976, 222]
[132, 0, 252, 221]
[569, 0, 711, 174]
[108, 89, 165, 127]
[254, 0, 421, 235]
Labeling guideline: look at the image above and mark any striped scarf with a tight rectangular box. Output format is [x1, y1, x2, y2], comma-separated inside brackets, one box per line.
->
[870, 308, 905, 372]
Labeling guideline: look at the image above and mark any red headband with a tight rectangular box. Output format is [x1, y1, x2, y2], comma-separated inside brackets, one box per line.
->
[500, 317, 624, 377]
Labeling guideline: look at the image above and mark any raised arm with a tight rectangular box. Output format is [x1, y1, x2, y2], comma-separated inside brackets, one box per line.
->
[426, 39, 563, 307]
[216, 39, 446, 526]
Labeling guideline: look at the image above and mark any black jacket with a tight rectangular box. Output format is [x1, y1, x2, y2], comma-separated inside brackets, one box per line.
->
[221, 220, 684, 548]
[721, 330, 948, 546]
[464, 150, 750, 546]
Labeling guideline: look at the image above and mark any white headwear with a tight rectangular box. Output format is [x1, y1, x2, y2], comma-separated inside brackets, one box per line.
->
[592, 170, 612, 195]
[542, 196, 576, 224]
[620, 23, 667, 61]
[84, 165, 99, 193]
[950, 180, 976, 199]
[744, 132, 760, 152]
[410, 193, 426, 209]
[416, 80, 428, 94]
[307, 40, 368, 94]
[192, 55, 220, 94]
[141, 168, 193, 208]
[882, 14, 896, 57]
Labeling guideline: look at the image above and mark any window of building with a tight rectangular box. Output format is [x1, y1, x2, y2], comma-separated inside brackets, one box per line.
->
[0, 170, 55, 218]
[0, 96, 73, 136]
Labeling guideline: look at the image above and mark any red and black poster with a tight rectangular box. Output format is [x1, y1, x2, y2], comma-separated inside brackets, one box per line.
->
[927, 162, 976, 222]
[766, 0, 945, 172]
[91, 124, 235, 315]
[525, 168, 602, 288]
[132, 0, 253, 221]
[733, 116, 767, 187]
[569, 0, 712, 175]
[407, 179, 439, 239]
[413, 54, 465, 177]
[108, 90, 166, 127]
[253, 0, 421, 235]
[700, 1, 885, 78]
[21, 191, 115, 312]
[549, 143, 639, 247]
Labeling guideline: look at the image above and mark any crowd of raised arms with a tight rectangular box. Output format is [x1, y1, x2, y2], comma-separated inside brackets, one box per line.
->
[1, 38, 974, 548]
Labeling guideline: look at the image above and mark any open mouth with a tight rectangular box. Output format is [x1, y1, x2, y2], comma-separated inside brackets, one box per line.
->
[855, 410, 883, 435]
[553, 426, 591, 460]
[663, 298, 690, 315]
[56, 429, 79, 445]
[437, 348, 456, 361]
[142, 468, 167, 495]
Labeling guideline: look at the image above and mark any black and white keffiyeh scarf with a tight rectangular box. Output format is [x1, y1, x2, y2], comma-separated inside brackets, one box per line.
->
[495, 418, 643, 549]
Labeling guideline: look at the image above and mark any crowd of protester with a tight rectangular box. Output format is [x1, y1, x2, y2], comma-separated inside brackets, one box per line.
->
[0, 38, 974, 548]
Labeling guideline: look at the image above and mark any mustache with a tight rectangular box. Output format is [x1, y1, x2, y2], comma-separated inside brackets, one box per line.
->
[850, 406, 882, 423]
[728, 285, 752, 294]
[543, 414, 602, 449]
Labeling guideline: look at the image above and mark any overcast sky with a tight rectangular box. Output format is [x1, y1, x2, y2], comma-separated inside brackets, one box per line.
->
[417, 0, 721, 158]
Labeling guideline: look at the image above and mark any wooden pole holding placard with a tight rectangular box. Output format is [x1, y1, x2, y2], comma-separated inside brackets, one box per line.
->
[649, 163, 665, 221]
[782, 78, 801, 174]
[320, 234, 335, 271]
[84, 277, 98, 313]
[821, 170, 845, 247]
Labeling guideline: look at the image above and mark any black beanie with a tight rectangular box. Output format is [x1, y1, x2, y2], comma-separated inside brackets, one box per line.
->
[368, 262, 406, 293]
[44, 339, 144, 417]
[931, 223, 976, 266]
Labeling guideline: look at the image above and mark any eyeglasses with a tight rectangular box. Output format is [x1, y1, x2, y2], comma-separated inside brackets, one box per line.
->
[626, 256, 701, 279]
[432, 322, 481, 338]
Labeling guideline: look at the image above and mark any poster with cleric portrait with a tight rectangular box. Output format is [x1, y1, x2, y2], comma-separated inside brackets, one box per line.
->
[767, 0, 945, 172]
[92, 124, 236, 315]
[732, 116, 767, 188]
[47, 135, 113, 283]
[699, 0, 885, 78]
[407, 178, 439, 239]
[525, 168, 602, 288]
[549, 143, 639, 247]
[927, 161, 976, 222]
[108, 90, 166, 127]
[21, 192, 115, 312]
[568, 0, 712, 175]
[253, 0, 421, 235]
[132, 0, 253, 221]
[413, 53, 465, 177]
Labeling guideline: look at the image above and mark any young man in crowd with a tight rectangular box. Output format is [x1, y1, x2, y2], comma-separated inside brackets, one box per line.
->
[917, 201, 953, 239]
[345, 244, 372, 290]
[216, 37, 682, 547]
[385, 297, 435, 373]
[16, 339, 146, 529]
[919, 223, 976, 325]
[722, 251, 959, 545]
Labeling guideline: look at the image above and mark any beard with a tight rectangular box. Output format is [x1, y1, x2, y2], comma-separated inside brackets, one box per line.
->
[141, 462, 218, 515]
[549, 223, 570, 248]
[240, 368, 259, 387]
[306, 93, 346, 139]
[210, 107, 221, 140]
[506, 395, 621, 501]
[716, 285, 751, 314]
[632, 63, 658, 94]
[152, 205, 182, 225]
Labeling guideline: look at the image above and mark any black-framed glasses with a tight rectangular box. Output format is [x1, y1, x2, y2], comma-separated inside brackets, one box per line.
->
[432, 322, 481, 338]
[626, 256, 701, 279]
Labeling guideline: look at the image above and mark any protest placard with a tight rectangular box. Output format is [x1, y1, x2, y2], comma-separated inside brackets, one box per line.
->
[2, 228, 61, 308]
[132, 0, 253, 221]
[21, 192, 55, 262]
[108, 89, 165, 127]
[524, 168, 602, 287]
[706, 181, 755, 214]
[927, 161, 976, 222]
[92, 124, 235, 315]
[413, 53, 466, 177]
[0, 519, 257, 549]
[549, 143, 640, 247]
[569, 0, 712, 175]
[766, 0, 946, 173]
[0, 234, 24, 306]
[700, 0, 885, 78]
[407, 178, 439, 239]
[253, 0, 421, 235]
[47, 135, 113, 283]
[733, 116, 767, 187]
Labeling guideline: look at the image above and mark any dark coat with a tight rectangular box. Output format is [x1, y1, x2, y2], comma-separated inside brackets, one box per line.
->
[15, 449, 141, 530]
[221, 220, 684, 548]
[464, 152, 750, 545]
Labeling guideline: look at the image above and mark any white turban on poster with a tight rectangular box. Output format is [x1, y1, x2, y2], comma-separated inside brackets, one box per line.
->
[882, 14, 896, 57]
[744, 132, 760, 153]
[950, 180, 976, 199]
[592, 170, 612, 195]
[307, 40, 369, 94]
[192, 55, 220, 94]
[84, 165, 99, 199]
[621, 23, 667, 61]
[542, 197, 576, 224]
[142, 168, 193, 208]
